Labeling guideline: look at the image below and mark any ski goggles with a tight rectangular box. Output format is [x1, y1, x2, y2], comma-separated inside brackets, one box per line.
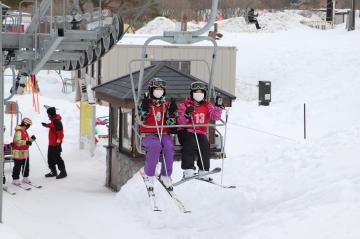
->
[148, 78, 166, 88]
[190, 82, 207, 91]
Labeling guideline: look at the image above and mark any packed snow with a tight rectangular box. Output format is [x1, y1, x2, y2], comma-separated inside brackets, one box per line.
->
[2, 10, 360, 239]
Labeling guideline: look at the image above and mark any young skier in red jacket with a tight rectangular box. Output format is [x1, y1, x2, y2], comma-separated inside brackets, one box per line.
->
[177, 81, 223, 180]
[139, 78, 177, 190]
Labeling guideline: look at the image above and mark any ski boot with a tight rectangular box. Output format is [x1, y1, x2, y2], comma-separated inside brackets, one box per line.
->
[22, 177, 31, 183]
[159, 175, 173, 191]
[56, 171, 67, 179]
[182, 169, 195, 179]
[143, 175, 155, 191]
[198, 170, 213, 182]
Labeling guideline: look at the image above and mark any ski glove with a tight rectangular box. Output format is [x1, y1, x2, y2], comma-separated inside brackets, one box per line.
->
[184, 106, 194, 119]
[41, 122, 47, 127]
[168, 98, 177, 116]
[215, 95, 224, 108]
[26, 141, 32, 146]
[140, 94, 151, 113]
[31, 135, 36, 141]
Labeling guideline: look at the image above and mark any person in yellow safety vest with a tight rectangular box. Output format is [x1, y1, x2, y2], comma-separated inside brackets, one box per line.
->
[12, 117, 36, 185]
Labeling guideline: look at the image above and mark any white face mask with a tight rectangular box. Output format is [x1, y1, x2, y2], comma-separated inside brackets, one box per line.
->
[153, 89, 164, 99]
[193, 92, 205, 102]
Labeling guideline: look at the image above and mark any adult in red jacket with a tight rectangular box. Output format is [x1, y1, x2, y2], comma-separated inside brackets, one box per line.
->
[42, 107, 67, 179]
[177, 81, 223, 179]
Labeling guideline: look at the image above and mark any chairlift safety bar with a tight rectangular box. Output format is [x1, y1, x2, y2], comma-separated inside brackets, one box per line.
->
[128, 57, 212, 117]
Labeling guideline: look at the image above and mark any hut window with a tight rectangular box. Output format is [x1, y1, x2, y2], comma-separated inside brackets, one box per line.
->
[151, 61, 190, 75]
[110, 107, 119, 146]
[119, 108, 133, 152]
[180, 61, 190, 74]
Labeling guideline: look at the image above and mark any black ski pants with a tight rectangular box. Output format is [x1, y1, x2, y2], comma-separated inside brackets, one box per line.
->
[249, 19, 261, 29]
[12, 158, 30, 180]
[48, 145, 66, 174]
[177, 130, 210, 171]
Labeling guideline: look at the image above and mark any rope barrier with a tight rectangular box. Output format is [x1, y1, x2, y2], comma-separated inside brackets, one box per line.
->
[229, 122, 299, 143]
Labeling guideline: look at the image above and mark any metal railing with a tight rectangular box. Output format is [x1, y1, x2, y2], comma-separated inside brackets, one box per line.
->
[300, 20, 335, 30]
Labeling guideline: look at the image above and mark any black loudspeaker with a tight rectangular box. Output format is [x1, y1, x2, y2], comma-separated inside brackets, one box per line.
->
[258, 81, 271, 106]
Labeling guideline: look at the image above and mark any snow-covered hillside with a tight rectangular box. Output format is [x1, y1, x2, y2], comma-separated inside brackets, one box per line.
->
[136, 10, 323, 34]
[2, 14, 360, 239]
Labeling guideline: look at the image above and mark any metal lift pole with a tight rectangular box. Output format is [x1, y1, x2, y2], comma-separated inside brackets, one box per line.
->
[0, 1, 4, 223]
[136, 0, 219, 104]
[352, 0, 356, 30]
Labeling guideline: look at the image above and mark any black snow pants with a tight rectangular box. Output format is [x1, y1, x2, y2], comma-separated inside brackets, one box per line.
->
[177, 130, 210, 171]
[48, 145, 66, 175]
[12, 158, 30, 180]
[249, 19, 261, 29]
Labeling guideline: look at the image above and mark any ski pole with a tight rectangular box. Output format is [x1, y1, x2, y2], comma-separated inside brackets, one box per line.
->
[220, 109, 229, 186]
[190, 116, 206, 173]
[152, 105, 171, 184]
[34, 140, 47, 167]
[22, 157, 29, 179]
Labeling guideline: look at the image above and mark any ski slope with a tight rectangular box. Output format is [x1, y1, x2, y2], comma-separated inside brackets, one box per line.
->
[2, 14, 360, 239]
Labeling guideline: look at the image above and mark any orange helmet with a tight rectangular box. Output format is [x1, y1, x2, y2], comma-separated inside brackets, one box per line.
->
[21, 117, 32, 127]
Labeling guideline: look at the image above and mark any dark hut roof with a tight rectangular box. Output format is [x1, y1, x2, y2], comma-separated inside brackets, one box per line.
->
[1, 3, 10, 12]
[93, 63, 236, 103]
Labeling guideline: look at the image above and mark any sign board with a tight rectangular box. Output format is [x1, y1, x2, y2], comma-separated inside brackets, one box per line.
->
[80, 102, 96, 156]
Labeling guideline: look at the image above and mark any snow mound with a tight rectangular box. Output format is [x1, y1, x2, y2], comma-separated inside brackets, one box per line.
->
[218, 10, 323, 33]
[136, 10, 324, 35]
[136, 17, 207, 35]
[136, 17, 176, 34]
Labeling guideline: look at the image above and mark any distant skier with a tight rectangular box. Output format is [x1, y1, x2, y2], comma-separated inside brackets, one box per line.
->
[247, 8, 261, 30]
[177, 81, 223, 180]
[11, 117, 36, 185]
[42, 106, 67, 179]
[139, 78, 177, 190]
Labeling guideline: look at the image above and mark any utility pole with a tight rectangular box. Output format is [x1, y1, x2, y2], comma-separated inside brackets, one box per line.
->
[326, 0, 334, 22]
[351, 0, 356, 29]
[348, 0, 356, 31]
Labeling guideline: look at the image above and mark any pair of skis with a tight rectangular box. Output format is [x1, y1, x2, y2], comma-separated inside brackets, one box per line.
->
[173, 167, 236, 189]
[140, 170, 190, 213]
[3, 182, 42, 195]
[141, 167, 236, 212]
[140, 170, 161, 212]
[172, 167, 222, 186]
[196, 177, 236, 189]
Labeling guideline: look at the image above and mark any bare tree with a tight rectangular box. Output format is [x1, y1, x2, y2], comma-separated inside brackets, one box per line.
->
[76, 0, 161, 28]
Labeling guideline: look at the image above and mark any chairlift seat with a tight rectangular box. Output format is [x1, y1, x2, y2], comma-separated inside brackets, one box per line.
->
[3, 143, 13, 163]
[62, 78, 76, 93]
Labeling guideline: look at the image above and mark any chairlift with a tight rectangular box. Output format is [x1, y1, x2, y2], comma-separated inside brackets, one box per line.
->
[128, 0, 230, 164]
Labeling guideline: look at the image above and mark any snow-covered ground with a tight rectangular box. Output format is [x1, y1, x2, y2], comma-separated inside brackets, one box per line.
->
[2, 11, 360, 239]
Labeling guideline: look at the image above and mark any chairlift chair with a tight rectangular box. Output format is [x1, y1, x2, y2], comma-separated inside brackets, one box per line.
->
[128, 0, 230, 160]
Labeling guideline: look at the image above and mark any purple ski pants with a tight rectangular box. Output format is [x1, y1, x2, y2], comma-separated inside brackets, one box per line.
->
[142, 134, 174, 177]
